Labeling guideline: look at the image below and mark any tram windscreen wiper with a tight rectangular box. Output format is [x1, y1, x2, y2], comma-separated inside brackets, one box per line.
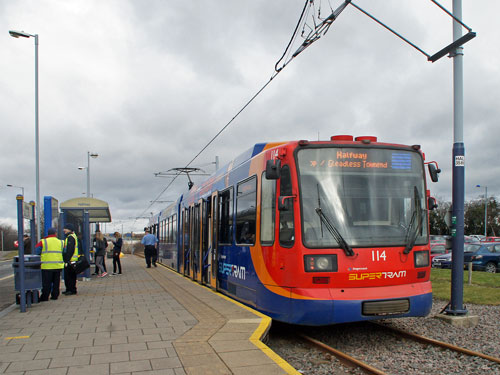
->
[315, 207, 355, 257]
[403, 186, 423, 254]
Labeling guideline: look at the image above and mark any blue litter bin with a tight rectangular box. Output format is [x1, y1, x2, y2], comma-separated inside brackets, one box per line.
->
[12, 255, 42, 291]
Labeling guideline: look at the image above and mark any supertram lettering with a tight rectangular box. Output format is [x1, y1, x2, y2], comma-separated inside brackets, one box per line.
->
[219, 262, 246, 280]
[348, 271, 406, 281]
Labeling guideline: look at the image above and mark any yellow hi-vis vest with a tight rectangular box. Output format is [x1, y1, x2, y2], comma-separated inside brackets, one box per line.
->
[41, 237, 64, 270]
[64, 233, 80, 262]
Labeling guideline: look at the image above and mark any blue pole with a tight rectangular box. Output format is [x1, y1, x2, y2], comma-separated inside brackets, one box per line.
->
[43, 196, 51, 237]
[448, 144, 467, 315]
[30, 201, 36, 254]
[16, 195, 26, 312]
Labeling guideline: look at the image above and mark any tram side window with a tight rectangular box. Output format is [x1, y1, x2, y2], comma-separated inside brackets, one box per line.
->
[168, 216, 171, 243]
[218, 187, 234, 244]
[260, 172, 276, 245]
[236, 176, 257, 245]
[172, 214, 177, 244]
[167, 216, 172, 244]
[279, 165, 295, 247]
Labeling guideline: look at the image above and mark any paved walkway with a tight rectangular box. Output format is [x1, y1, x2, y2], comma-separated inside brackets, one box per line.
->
[0, 256, 297, 375]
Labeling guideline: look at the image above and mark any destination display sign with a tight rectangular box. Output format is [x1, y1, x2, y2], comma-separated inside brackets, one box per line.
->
[299, 148, 420, 173]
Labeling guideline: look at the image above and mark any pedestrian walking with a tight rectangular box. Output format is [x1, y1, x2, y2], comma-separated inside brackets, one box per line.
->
[94, 231, 107, 277]
[141, 228, 158, 268]
[62, 223, 79, 295]
[92, 230, 108, 274]
[111, 232, 122, 275]
[34, 227, 64, 301]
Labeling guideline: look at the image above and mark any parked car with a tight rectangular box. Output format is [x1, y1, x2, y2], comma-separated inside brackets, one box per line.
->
[431, 235, 448, 243]
[465, 236, 481, 243]
[430, 243, 448, 262]
[469, 235, 485, 242]
[432, 253, 452, 269]
[464, 243, 500, 273]
[481, 237, 500, 243]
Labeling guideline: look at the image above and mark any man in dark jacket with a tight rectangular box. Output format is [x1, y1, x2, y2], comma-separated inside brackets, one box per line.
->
[62, 223, 79, 295]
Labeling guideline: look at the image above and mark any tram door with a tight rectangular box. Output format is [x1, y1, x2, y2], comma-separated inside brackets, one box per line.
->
[194, 200, 203, 283]
[209, 191, 219, 289]
[200, 198, 211, 285]
[181, 208, 186, 274]
[182, 207, 190, 277]
[190, 204, 201, 281]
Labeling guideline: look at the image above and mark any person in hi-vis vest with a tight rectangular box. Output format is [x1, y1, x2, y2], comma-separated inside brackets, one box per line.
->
[62, 223, 79, 295]
[34, 227, 64, 301]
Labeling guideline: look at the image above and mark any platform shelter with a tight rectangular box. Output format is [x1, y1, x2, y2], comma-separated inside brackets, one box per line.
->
[60, 197, 112, 278]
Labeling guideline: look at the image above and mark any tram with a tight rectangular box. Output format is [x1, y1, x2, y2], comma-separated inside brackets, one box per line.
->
[147, 135, 439, 325]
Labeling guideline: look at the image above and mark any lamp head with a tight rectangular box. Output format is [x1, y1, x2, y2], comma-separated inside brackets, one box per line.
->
[9, 30, 31, 38]
[78, 167, 86, 170]
[90, 153, 98, 159]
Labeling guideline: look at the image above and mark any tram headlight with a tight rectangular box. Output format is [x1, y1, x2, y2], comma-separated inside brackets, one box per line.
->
[304, 255, 338, 272]
[414, 250, 429, 268]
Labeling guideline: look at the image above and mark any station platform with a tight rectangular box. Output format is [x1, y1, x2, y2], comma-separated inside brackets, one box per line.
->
[0, 255, 297, 375]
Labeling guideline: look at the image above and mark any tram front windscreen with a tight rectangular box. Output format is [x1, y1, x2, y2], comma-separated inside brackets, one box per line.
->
[296, 147, 428, 249]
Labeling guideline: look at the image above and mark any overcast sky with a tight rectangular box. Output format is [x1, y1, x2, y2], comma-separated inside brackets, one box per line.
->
[1, 0, 499, 234]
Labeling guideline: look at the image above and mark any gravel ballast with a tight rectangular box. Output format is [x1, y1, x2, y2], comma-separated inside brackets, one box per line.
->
[268, 298, 500, 374]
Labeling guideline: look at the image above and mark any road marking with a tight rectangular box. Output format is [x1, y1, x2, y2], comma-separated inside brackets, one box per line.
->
[0, 274, 14, 281]
[4, 336, 30, 340]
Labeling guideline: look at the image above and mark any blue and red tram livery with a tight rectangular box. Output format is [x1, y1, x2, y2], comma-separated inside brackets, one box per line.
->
[149, 135, 439, 325]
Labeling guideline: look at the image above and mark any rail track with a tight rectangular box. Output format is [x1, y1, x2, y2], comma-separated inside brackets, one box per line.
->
[296, 322, 500, 374]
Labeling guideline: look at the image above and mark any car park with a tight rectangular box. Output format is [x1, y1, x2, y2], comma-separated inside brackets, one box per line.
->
[463, 243, 500, 273]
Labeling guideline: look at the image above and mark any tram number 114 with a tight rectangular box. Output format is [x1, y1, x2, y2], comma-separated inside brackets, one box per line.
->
[372, 250, 387, 262]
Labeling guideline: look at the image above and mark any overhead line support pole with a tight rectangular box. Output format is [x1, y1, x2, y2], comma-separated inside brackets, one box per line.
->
[447, 0, 467, 316]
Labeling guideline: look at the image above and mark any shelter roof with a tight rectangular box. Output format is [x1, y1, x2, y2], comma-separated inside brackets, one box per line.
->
[60, 197, 111, 223]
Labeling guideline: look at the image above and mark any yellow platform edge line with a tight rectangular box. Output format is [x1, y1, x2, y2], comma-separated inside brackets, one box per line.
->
[4, 336, 30, 340]
[138, 256, 301, 375]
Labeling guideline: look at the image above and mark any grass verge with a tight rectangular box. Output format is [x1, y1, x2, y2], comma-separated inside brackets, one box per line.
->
[430, 268, 500, 305]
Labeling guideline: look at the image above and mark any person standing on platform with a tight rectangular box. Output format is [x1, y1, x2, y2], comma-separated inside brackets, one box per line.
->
[23, 234, 32, 255]
[94, 231, 107, 277]
[62, 223, 79, 295]
[111, 232, 123, 275]
[34, 227, 64, 301]
[141, 228, 158, 268]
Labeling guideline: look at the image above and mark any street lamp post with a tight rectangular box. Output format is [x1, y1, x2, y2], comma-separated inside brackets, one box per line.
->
[7, 184, 25, 196]
[78, 152, 98, 198]
[9, 30, 40, 241]
[475, 185, 488, 237]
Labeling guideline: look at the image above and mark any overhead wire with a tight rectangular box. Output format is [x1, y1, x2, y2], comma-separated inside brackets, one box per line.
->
[274, 0, 310, 72]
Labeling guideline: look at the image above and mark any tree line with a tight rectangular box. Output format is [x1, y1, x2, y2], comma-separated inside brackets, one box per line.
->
[0, 223, 18, 251]
[430, 197, 499, 236]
